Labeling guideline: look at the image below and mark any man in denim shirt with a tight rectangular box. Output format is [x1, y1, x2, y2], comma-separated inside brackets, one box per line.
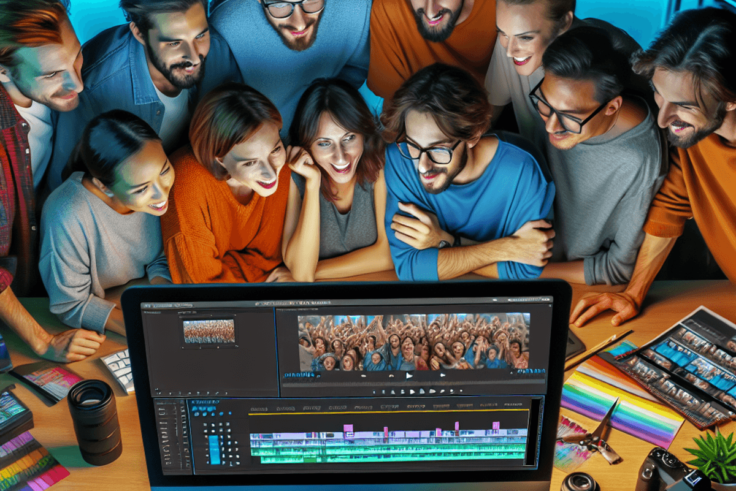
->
[46, 0, 240, 190]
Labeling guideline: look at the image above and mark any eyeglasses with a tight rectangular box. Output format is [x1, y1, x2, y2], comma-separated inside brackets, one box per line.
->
[528, 78, 608, 134]
[262, 0, 325, 19]
[396, 139, 462, 165]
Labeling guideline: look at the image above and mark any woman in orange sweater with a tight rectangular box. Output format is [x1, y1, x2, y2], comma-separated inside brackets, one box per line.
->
[161, 83, 296, 283]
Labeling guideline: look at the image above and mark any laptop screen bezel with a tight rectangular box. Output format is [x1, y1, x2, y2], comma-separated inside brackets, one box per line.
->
[122, 279, 571, 488]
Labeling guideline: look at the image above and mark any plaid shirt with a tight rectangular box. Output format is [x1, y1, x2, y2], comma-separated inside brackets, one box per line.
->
[0, 85, 36, 295]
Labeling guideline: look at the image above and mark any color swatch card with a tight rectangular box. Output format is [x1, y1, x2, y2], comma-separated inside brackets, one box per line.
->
[554, 415, 593, 472]
[10, 362, 83, 405]
[562, 371, 684, 448]
[0, 431, 69, 491]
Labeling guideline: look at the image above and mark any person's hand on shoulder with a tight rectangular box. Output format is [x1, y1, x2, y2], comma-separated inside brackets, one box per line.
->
[38, 329, 107, 363]
[570, 292, 640, 327]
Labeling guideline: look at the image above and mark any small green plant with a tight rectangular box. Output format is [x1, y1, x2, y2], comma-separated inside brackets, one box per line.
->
[685, 430, 736, 484]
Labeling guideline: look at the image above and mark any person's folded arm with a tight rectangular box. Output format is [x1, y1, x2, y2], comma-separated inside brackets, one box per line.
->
[283, 175, 321, 282]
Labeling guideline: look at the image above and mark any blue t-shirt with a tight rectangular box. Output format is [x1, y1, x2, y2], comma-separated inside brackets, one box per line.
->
[384, 136, 556, 281]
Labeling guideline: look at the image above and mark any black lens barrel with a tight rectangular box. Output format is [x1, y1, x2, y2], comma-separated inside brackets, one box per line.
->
[67, 380, 123, 466]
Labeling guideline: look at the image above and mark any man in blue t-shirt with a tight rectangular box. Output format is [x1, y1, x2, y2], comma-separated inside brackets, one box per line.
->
[382, 64, 556, 281]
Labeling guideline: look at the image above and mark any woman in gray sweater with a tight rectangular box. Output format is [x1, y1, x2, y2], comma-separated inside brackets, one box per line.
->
[40, 110, 175, 335]
[281, 79, 393, 282]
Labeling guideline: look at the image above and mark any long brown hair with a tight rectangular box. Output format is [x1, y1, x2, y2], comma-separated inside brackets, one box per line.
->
[290, 78, 384, 202]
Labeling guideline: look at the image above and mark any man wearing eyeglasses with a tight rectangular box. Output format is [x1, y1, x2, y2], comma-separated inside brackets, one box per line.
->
[210, 0, 370, 137]
[531, 27, 666, 286]
[382, 63, 556, 282]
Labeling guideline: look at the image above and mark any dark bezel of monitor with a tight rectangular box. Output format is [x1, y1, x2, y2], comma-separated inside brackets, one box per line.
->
[122, 280, 571, 488]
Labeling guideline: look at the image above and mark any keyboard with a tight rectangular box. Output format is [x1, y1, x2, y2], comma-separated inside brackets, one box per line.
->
[101, 349, 135, 394]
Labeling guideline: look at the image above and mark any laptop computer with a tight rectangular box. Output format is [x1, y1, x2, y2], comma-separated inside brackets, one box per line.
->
[122, 280, 571, 490]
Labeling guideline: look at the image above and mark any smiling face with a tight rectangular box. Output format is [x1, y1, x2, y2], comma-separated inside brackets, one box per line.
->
[434, 343, 446, 357]
[218, 122, 285, 197]
[262, 0, 323, 51]
[537, 73, 616, 150]
[402, 338, 415, 359]
[2, 19, 83, 112]
[371, 352, 382, 365]
[650, 68, 727, 148]
[140, 2, 211, 90]
[390, 334, 401, 349]
[341, 355, 354, 371]
[452, 341, 465, 358]
[510, 341, 521, 354]
[107, 140, 174, 215]
[323, 356, 336, 370]
[404, 110, 467, 194]
[496, 0, 564, 76]
[310, 112, 364, 185]
[410, 0, 465, 42]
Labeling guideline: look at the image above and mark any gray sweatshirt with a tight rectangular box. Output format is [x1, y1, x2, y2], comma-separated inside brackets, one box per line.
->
[547, 102, 666, 285]
[39, 172, 171, 332]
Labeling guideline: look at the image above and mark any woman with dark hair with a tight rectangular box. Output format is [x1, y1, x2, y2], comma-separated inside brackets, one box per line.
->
[509, 338, 530, 368]
[486, 0, 644, 151]
[341, 353, 355, 371]
[486, 345, 509, 369]
[282, 79, 393, 282]
[40, 110, 174, 335]
[160, 83, 300, 284]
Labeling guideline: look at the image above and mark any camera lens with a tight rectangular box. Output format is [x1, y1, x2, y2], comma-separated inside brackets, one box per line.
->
[67, 380, 123, 466]
[663, 452, 679, 468]
[562, 473, 599, 491]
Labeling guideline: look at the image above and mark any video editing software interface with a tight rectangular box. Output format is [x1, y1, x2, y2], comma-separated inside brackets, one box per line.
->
[140, 295, 555, 476]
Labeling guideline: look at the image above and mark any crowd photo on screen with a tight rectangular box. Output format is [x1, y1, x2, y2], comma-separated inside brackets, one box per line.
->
[297, 312, 531, 372]
[182, 319, 236, 345]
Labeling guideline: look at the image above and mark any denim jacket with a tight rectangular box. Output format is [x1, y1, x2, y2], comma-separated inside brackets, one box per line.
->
[47, 24, 240, 191]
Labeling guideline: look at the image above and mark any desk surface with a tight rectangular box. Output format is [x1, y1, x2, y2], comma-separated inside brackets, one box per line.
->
[2, 279, 735, 490]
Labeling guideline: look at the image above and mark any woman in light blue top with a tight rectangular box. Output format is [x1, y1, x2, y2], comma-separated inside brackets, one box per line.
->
[282, 79, 393, 282]
[40, 110, 174, 336]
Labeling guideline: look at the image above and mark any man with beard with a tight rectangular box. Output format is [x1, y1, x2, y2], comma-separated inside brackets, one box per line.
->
[0, 0, 107, 363]
[532, 27, 666, 285]
[369, 0, 497, 101]
[46, 0, 240, 190]
[210, 0, 370, 137]
[382, 64, 555, 281]
[571, 8, 736, 326]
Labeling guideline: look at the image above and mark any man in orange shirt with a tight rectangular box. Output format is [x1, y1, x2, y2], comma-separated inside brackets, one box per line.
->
[571, 8, 736, 327]
[368, 0, 496, 100]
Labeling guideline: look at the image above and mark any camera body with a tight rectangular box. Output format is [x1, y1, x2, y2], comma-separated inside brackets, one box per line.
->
[635, 447, 711, 491]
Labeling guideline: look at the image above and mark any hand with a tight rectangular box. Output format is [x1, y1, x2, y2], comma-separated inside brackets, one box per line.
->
[391, 203, 454, 250]
[38, 329, 107, 363]
[508, 220, 555, 267]
[570, 292, 640, 327]
[286, 146, 320, 182]
[265, 266, 295, 283]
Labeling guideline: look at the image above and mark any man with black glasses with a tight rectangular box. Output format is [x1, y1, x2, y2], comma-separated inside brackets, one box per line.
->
[531, 27, 666, 285]
[210, 0, 370, 136]
[381, 63, 556, 281]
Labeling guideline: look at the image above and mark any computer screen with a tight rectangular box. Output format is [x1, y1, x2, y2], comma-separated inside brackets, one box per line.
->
[136, 293, 559, 475]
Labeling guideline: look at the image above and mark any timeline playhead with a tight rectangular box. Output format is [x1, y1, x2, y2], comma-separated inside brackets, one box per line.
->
[153, 396, 543, 476]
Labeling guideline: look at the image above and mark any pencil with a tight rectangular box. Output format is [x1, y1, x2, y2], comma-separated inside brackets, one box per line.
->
[565, 329, 633, 371]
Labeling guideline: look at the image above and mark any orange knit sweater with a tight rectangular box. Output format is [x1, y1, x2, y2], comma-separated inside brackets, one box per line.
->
[161, 147, 290, 284]
[367, 0, 496, 100]
[643, 134, 736, 282]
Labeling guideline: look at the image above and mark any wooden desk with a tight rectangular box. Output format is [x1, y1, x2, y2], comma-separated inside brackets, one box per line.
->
[2, 280, 735, 490]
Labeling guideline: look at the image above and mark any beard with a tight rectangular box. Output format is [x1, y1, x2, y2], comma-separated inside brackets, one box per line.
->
[146, 42, 206, 90]
[268, 11, 323, 52]
[667, 105, 726, 148]
[419, 146, 468, 195]
[413, 1, 464, 43]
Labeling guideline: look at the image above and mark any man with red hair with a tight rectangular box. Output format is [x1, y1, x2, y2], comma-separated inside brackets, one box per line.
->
[0, 0, 106, 362]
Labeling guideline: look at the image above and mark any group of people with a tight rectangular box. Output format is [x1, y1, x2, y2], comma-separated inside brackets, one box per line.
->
[298, 313, 529, 372]
[1, 0, 735, 364]
[182, 319, 235, 344]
